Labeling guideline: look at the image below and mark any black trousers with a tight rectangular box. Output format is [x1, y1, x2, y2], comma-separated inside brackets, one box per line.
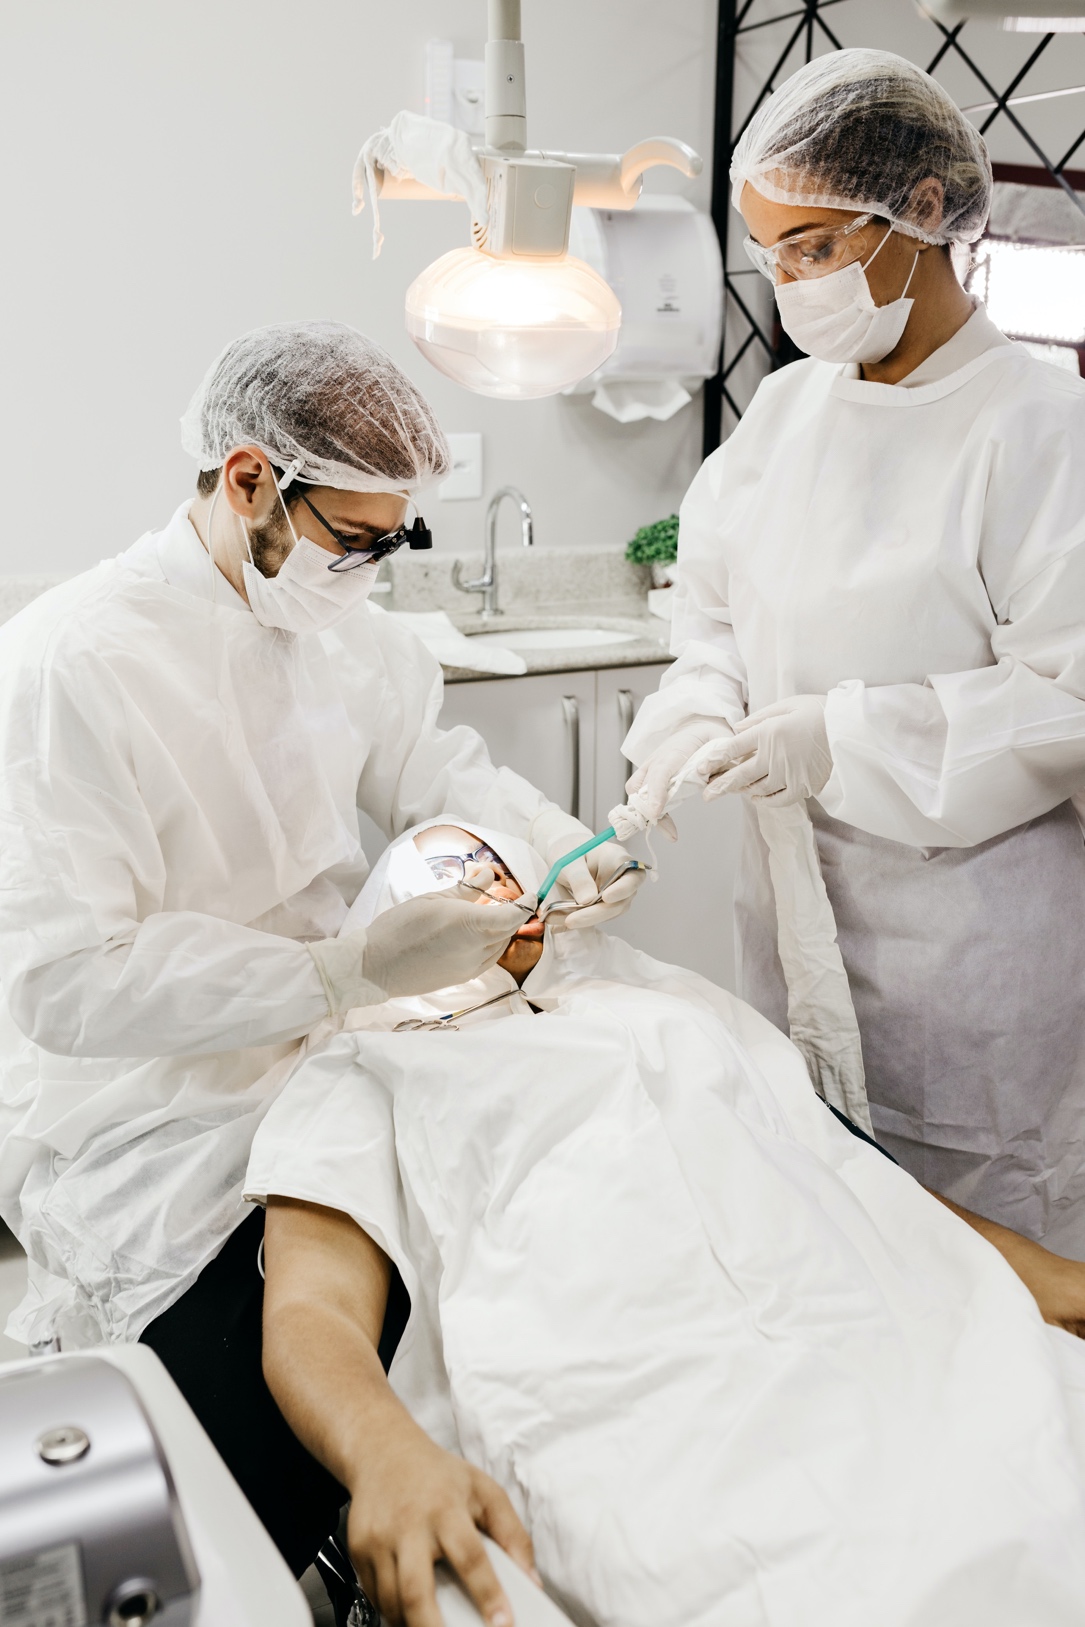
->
[140, 1206, 409, 1579]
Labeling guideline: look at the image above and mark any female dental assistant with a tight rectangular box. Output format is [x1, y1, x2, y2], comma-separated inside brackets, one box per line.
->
[626, 49, 1085, 1256]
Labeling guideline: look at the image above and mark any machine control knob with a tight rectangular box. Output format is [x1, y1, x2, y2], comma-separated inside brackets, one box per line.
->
[36, 1424, 90, 1465]
[106, 1580, 161, 1625]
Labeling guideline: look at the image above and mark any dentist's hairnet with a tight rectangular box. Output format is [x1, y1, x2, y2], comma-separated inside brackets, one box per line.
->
[180, 320, 452, 492]
[730, 49, 992, 245]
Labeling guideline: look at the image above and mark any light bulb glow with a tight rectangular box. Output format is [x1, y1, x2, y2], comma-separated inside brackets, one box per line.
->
[405, 247, 622, 399]
[977, 239, 1085, 344]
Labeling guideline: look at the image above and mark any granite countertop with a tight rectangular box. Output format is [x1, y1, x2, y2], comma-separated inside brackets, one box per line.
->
[382, 547, 674, 682]
[441, 606, 672, 683]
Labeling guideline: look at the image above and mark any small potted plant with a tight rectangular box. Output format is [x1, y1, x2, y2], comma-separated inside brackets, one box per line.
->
[625, 514, 679, 590]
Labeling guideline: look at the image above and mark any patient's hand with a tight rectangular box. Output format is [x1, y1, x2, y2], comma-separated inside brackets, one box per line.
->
[347, 1407, 536, 1627]
[262, 1197, 538, 1627]
[934, 1194, 1085, 1339]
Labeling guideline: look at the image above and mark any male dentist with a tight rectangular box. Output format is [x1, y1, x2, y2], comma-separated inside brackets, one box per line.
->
[0, 320, 642, 1576]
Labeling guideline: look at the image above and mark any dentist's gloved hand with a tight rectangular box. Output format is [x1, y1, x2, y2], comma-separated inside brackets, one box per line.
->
[529, 806, 644, 931]
[308, 869, 526, 1012]
[702, 695, 831, 806]
[625, 718, 737, 825]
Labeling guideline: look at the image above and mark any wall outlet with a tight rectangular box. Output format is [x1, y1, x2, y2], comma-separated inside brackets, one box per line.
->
[439, 433, 483, 501]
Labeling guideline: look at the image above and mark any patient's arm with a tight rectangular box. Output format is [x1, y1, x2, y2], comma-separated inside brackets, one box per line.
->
[262, 1197, 537, 1627]
[933, 1194, 1085, 1339]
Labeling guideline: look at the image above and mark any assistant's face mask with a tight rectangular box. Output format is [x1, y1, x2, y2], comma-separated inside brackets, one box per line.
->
[240, 484, 380, 635]
[773, 227, 920, 366]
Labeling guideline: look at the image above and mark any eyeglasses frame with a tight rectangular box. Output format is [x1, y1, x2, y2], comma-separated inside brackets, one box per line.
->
[293, 490, 429, 572]
[743, 211, 879, 283]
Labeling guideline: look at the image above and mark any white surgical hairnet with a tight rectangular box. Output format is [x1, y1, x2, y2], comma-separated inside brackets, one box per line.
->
[180, 320, 452, 492]
[730, 49, 992, 245]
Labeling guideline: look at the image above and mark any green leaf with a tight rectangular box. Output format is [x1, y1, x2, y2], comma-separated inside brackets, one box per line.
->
[624, 514, 679, 565]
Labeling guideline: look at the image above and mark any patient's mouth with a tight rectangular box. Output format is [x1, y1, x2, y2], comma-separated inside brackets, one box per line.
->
[513, 915, 545, 941]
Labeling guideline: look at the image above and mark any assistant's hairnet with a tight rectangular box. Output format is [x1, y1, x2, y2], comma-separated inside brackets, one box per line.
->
[730, 49, 992, 245]
[180, 320, 452, 493]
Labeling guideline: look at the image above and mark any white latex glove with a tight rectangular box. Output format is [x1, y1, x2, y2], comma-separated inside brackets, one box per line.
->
[702, 695, 832, 806]
[529, 806, 645, 931]
[308, 869, 526, 1011]
[624, 718, 736, 825]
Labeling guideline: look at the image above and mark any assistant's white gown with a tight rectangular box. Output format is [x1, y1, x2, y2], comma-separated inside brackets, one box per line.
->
[626, 306, 1085, 1254]
[0, 508, 549, 1346]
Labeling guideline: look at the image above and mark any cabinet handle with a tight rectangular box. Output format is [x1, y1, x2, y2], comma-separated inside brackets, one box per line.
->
[617, 688, 635, 789]
[561, 695, 580, 820]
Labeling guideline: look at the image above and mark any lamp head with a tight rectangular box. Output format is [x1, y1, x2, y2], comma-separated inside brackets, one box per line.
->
[406, 247, 621, 400]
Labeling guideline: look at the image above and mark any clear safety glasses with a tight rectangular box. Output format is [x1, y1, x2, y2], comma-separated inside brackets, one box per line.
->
[423, 841, 512, 890]
[743, 211, 877, 282]
[295, 490, 433, 572]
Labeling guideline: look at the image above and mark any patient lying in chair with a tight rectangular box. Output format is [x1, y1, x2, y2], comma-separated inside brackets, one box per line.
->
[246, 820, 1085, 1627]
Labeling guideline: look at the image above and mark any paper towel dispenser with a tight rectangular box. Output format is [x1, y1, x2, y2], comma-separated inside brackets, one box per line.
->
[566, 196, 723, 422]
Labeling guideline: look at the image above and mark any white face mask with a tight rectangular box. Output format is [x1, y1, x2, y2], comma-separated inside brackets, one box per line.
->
[774, 228, 920, 366]
[239, 487, 379, 635]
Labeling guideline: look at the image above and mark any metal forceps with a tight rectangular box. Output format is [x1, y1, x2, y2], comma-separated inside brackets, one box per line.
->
[393, 988, 521, 1033]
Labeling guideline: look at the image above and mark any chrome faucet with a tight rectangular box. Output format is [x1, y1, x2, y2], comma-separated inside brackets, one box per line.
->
[451, 486, 533, 619]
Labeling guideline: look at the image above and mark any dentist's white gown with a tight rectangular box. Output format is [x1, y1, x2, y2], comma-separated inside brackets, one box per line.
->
[626, 307, 1085, 1254]
[0, 506, 549, 1347]
[247, 824, 1085, 1627]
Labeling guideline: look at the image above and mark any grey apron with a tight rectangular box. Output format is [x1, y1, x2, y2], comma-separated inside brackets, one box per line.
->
[735, 796, 1085, 1259]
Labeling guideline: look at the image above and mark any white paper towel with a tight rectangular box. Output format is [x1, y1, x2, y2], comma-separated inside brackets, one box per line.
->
[590, 377, 694, 423]
[389, 610, 527, 676]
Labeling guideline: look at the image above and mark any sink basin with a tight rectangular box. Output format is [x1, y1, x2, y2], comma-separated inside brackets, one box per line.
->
[467, 627, 640, 652]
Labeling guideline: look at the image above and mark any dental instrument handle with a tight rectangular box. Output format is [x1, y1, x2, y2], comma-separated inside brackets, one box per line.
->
[536, 826, 616, 903]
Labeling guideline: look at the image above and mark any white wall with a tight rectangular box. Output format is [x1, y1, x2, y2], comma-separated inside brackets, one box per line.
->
[0, 0, 718, 576]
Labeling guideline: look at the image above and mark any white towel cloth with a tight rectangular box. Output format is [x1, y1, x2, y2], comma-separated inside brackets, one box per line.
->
[352, 112, 489, 257]
[387, 610, 527, 677]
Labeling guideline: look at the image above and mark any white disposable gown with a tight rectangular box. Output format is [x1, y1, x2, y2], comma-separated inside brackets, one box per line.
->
[624, 306, 1085, 1255]
[246, 823, 1085, 1627]
[0, 506, 549, 1347]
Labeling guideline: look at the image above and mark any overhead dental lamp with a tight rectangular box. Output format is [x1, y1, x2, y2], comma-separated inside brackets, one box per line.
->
[353, 0, 704, 400]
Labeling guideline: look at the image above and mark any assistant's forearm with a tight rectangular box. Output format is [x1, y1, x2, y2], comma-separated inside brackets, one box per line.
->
[821, 660, 1085, 848]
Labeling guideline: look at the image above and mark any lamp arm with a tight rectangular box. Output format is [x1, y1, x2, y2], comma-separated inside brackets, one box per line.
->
[620, 138, 704, 193]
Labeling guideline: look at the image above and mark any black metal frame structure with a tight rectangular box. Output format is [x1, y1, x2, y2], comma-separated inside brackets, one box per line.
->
[702, 1, 1085, 456]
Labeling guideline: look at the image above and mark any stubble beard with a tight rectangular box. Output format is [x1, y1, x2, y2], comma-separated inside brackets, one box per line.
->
[248, 500, 296, 578]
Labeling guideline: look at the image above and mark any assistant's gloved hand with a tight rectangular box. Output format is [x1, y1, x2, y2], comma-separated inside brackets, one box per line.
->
[625, 718, 736, 825]
[701, 695, 832, 806]
[529, 805, 644, 931]
[308, 870, 526, 1013]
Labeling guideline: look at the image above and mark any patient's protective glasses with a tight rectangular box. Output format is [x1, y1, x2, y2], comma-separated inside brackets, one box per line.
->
[743, 211, 876, 282]
[424, 841, 512, 888]
[295, 491, 433, 572]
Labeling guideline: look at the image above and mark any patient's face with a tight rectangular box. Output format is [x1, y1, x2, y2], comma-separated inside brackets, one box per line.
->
[413, 825, 545, 984]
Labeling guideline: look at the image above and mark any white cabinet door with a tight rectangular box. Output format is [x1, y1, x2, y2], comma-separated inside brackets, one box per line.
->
[439, 671, 597, 824]
[595, 665, 743, 991]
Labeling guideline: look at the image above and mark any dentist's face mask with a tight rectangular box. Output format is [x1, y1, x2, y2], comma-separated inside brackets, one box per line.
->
[239, 484, 381, 634]
[773, 227, 920, 366]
